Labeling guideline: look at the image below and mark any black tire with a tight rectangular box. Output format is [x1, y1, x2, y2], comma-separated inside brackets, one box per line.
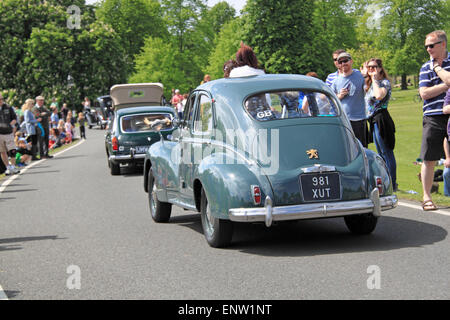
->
[110, 160, 120, 175]
[344, 214, 378, 235]
[148, 169, 171, 222]
[200, 189, 233, 248]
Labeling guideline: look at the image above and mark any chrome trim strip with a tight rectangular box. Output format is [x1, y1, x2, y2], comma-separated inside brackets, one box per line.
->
[301, 164, 336, 173]
[229, 193, 397, 224]
[109, 154, 146, 161]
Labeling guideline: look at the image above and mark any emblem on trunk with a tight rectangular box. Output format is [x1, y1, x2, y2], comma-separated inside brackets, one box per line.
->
[306, 149, 319, 159]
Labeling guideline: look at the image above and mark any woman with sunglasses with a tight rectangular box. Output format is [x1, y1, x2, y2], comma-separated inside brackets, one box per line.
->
[364, 58, 398, 192]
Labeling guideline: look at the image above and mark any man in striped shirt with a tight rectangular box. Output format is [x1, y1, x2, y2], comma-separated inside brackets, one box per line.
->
[418, 30, 450, 210]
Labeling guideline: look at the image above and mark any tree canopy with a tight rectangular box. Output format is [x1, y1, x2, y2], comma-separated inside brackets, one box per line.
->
[1, 0, 449, 108]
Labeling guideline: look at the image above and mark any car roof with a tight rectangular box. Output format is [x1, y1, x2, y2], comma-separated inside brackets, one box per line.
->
[110, 83, 164, 109]
[198, 74, 333, 98]
[116, 106, 175, 116]
[96, 95, 111, 100]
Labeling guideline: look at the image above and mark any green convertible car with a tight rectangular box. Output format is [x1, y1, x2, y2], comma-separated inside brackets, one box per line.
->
[105, 83, 175, 175]
[143, 74, 398, 247]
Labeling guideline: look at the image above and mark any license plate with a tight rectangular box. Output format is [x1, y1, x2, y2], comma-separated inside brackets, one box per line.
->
[135, 146, 149, 153]
[300, 172, 341, 202]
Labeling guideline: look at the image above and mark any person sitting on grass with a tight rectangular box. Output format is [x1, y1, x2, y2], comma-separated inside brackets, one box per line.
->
[49, 128, 62, 149]
[15, 138, 32, 166]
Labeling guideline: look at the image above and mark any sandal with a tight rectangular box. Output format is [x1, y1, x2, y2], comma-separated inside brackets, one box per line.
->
[422, 200, 437, 211]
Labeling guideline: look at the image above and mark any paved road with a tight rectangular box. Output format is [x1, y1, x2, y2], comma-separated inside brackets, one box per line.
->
[1, 128, 449, 300]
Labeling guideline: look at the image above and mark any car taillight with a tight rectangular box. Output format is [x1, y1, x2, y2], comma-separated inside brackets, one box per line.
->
[112, 137, 119, 151]
[375, 176, 383, 195]
[251, 185, 261, 205]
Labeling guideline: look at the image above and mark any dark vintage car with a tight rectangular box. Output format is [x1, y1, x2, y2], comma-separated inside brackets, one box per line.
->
[93, 95, 113, 128]
[105, 83, 176, 175]
[143, 74, 398, 247]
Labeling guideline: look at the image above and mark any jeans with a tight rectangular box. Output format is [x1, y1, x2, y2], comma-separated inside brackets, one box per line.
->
[444, 167, 450, 196]
[373, 123, 397, 189]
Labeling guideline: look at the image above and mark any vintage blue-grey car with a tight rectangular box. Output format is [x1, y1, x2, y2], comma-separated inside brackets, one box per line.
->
[143, 74, 398, 247]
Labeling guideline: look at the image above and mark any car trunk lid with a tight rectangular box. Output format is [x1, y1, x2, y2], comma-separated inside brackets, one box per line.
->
[254, 122, 367, 206]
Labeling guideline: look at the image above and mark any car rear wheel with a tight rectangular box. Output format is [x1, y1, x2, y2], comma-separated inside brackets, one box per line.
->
[110, 160, 120, 175]
[344, 214, 378, 235]
[148, 169, 171, 222]
[200, 189, 233, 248]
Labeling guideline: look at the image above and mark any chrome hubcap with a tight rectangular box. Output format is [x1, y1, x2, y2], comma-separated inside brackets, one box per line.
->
[150, 180, 157, 214]
[205, 202, 215, 234]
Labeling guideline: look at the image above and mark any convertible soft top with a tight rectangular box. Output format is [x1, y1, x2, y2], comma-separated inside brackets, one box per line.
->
[110, 83, 164, 109]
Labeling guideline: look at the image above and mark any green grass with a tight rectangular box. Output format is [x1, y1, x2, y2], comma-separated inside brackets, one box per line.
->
[375, 87, 450, 206]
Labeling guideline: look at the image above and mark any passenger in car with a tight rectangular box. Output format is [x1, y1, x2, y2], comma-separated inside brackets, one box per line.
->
[229, 42, 265, 78]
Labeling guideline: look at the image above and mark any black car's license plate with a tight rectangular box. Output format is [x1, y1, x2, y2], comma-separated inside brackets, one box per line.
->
[135, 146, 149, 153]
[300, 172, 341, 202]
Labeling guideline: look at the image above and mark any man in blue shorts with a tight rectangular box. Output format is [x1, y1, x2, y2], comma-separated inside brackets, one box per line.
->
[419, 30, 450, 211]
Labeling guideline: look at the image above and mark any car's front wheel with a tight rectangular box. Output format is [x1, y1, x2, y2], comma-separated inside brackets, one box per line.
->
[344, 214, 378, 235]
[200, 189, 233, 248]
[148, 169, 171, 222]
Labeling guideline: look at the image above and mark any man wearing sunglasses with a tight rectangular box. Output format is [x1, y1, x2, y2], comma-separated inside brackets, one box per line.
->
[331, 52, 368, 147]
[325, 49, 345, 87]
[418, 30, 449, 211]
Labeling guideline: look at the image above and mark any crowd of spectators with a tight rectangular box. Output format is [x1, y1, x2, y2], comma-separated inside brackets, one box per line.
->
[0, 95, 81, 176]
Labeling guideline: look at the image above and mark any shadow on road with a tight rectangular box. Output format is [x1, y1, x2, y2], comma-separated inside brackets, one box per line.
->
[0, 188, 38, 193]
[121, 166, 144, 177]
[22, 170, 60, 175]
[231, 216, 447, 256]
[170, 213, 203, 234]
[3, 290, 20, 299]
[0, 235, 66, 252]
[52, 155, 86, 160]
[0, 197, 16, 202]
[3, 183, 30, 187]
[169, 214, 447, 256]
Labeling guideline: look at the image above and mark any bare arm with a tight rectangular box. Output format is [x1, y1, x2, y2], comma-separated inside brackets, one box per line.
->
[444, 138, 450, 168]
[371, 80, 388, 100]
[419, 82, 449, 100]
[434, 66, 450, 87]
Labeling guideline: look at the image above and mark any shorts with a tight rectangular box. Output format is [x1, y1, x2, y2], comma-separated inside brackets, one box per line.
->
[0, 133, 16, 153]
[420, 115, 449, 161]
[350, 119, 368, 148]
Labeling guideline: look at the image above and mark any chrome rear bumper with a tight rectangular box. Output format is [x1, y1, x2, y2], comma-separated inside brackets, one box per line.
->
[228, 188, 397, 227]
[109, 154, 145, 161]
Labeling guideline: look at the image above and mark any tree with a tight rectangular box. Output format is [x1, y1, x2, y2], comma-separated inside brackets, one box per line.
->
[96, 0, 168, 75]
[161, 0, 207, 53]
[204, 18, 243, 79]
[311, 0, 359, 76]
[0, 0, 127, 108]
[241, 0, 329, 77]
[130, 37, 194, 97]
[375, 0, 448, 89]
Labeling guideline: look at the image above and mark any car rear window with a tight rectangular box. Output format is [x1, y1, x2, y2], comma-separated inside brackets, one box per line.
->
[120, 113, 173, 133]
[244, 90, 339, 121]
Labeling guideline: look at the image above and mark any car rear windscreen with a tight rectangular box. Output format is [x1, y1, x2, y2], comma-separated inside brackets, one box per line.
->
[120, 113, 173, 133]
[244, 90, 339, 121]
